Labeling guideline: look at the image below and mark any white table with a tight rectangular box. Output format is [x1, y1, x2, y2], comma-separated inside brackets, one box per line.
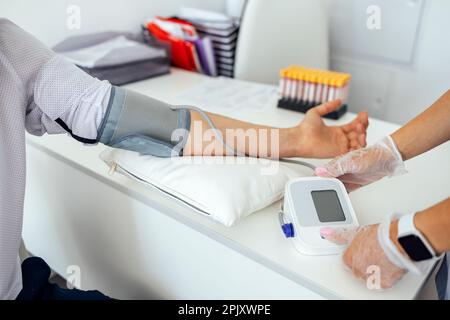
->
[23, 69, 450, 299]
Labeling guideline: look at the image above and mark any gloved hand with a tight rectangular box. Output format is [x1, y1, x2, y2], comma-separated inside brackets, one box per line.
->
[315, 136, 406, 191]
[320, 225, 406, 289]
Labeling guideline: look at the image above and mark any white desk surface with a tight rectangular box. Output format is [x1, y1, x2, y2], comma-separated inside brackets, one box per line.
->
[26, 68, 450, 299]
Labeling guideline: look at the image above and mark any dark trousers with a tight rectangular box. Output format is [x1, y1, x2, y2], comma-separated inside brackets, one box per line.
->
[16, 257, 112, 300]
[436, 254, 448, 300]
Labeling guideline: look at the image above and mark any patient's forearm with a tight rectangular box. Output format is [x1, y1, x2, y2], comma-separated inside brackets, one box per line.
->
[183, 111, 299, 158]
[183, 100, 369, 159]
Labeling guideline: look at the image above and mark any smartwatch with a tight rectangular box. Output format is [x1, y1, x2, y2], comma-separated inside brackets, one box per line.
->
[397, 212, 436, 262]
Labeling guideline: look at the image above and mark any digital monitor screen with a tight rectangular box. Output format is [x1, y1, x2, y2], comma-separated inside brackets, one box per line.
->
[311, 190, 346, 222]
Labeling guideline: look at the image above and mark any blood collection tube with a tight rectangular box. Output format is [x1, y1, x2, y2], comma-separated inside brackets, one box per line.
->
[302, 74, 310, 106]
[290, 70, 298, 100]
[308, 73, 317, 107]
[335, 74, 345, 101]
[285, 71, 293, 100]
[279, 70, 287, 98]
[333, 78, 339, 101]
[315, 72, 323, 105]
[335, 76, 343, 102]
[327, 77, 336, 102]
[296, 71, 304, 102]
[321, 73, 329, 103]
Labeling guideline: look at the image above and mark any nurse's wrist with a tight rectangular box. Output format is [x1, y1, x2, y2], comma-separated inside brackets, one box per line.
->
[389, 133, 408, 161]
[414, 210, 447, 255]
[391, 211, 447, 258]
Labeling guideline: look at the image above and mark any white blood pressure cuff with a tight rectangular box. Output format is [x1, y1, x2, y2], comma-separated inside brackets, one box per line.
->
[97, 86, 191, 157]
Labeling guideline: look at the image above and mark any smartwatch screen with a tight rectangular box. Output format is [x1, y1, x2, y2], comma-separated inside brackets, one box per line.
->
[398, 235, 433, 261]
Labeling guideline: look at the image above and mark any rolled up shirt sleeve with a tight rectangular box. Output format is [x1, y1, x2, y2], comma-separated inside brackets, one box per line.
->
[31, 55, 111, 143]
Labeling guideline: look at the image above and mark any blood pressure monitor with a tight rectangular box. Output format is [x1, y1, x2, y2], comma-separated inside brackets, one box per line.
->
[280, 177, 359, 255]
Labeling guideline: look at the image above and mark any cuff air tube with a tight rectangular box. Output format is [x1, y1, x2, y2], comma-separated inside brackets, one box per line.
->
[98, 86, 191, 157]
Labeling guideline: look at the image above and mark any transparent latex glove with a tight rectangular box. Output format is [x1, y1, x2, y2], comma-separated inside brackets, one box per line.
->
[315, 136, 406, 191]
[320, 225, 406, 289]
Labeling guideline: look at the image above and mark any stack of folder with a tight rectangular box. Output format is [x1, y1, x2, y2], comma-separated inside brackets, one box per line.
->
[144, 8, 240, 78]
[179, 7, 240, 78]
[144, 16, 217, 77]
[53, 31, 170, 85]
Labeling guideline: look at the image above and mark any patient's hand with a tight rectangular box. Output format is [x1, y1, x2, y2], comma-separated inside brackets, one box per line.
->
[295, 100, 368, 158]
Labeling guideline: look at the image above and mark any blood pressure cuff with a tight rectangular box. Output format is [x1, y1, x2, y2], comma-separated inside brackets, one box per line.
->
[97, 86, 191, 157]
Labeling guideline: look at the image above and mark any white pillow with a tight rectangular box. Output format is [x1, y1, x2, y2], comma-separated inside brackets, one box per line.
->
[100, 148, 311, 226]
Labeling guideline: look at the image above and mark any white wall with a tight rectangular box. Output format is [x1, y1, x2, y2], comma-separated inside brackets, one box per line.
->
[328, 0, 450, 124]
[0, 0, 226, 46]
[382, 0, 450, 123]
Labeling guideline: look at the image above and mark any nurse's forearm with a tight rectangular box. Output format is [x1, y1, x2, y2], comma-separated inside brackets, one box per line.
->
[183, 111, 298, 158]
[391, 90, 450, 161]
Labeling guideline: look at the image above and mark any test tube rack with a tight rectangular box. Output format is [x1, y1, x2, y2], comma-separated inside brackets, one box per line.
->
[277, 65, 351, 119]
